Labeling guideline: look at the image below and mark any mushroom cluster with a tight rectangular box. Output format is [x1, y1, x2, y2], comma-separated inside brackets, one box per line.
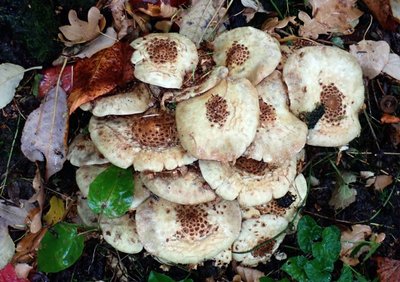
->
[68, 27, 364, 267]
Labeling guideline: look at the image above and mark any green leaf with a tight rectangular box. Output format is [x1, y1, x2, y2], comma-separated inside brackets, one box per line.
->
[331, 37, 345, 48]
[32, 73, 42, 97]
[37, 222, 84, 273]
[88, 165, 134, 218]
[282, 256, 308, 282]
[260, 278, 290, 282]
[312, 226, 341, 267]
[148, 271, 193, 282]
[303, 260, 331, 282]
[297, 215, 322, 253]
[337, 264, 353, 282]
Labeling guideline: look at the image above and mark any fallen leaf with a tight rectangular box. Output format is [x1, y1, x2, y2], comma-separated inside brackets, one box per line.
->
[381, 113, 400, 123]
[27, 167, 45, 233]
[13, 263, 32, 280]
[38, 65, 73, 99]
[298, 0, 363, 39]
[68, 41, 134, 113]
[0, 201, 29, 229]
[128, 0, 185, 17]
[262, 16, 297, 38]
[390, 123, 400, 147]
[59, 7, 106, 46]
[0, 264, 29, 282]
[382, 53, 400, 80]
[75, 27, 118, 59]
[349, 40, 390, 79]
[359, 171, 375, 187]
[0, 63, 25, 109]
[43, 196, 65, 225]
[21, 86, 69, 180]
[235, 265, 265, 282]
[13, 228, 48, 264]
[241, 0, 268, 22]
[374, 175, 393, 191]
[392, 0, 400, 21]
[179, 0, 226, 47]
[377, 257, 400, 282]
[362, 0, 398, 31]
[0, 225, 16, 269]
[329, 171, 357, 210]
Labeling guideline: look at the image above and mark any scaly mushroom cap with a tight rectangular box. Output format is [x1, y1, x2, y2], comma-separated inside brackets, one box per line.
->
[76, 165, 150, 209]
[232, 214, 288, 266]
[131, 33, 198, 89]
[67, 134, 109, 167]
[212, 27, 281, 85]
[80, 83, 154, 116]
[89, 109, 196, 171]
[140, 165, 216, 205]
[136, 198, 241, 264]
[199, 156, 297, 206]
[241, 174, 308, 221]
[99, 212, 143, 254]
[283, 46, 364, 147]
[77, 195, 98, 227]
[243, 71, 308, 163]
[176, 78, 259, 162]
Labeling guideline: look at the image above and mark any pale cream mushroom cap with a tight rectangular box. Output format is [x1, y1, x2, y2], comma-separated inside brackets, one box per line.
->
[99, 212, 143, 254]
[199, 156, 297, 207]
[283, 46, 364, 147]
[213, 27, 281, 85]
[131, 33, 198, 89]
[75, 164, 150, 209]
[67, 134, 109, 167]
[232, 214, 288, 266]
[80, 83, 154, 116]
[212, 247, 232, 268]
[243, 71, 308, 163]
[77, 195, 98, 227]
[140, 165, 216, 205]
[176, 78, 259, 162]
[89, 110, 197, 171]
[135, 198, 241, 264]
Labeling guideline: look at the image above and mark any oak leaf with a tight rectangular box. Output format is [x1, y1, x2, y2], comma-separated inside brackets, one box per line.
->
[59, 7, 106, 46]
[377, 257, 400, 282]
[68, 41, 134, 113]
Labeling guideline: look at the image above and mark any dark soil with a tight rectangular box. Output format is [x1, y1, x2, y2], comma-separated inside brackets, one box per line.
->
[1, 1, 400, 281]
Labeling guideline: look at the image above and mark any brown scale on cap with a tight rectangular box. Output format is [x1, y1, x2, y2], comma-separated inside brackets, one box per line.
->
[259, 100, 277, 126]
[174, 205, 217, 240]
[251, 238, 276, 258]
[146, 38, 178, 64]
[131, 112, 179, 148]
[234, 157, 278, 176]
[206, 95, 230, 127]
[320, 83, 346, 126]
[226, 41, 250, 67]
[255, 201, 287, 217]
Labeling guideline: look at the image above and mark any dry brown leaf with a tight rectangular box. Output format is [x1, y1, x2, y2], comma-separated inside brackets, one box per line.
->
[377, 257, 400, 282]
[298, 0, 363, 39]
[262, 16, 297, 38]
[21, 87, 69, 180]
[382, 53, 400, 80]
[235, 265, 265, 282]
[27, 167, 45, 233]
[340, 224, 385, 266]
[381, 113, 400, 124]
[374, 175, 393, 191]
[59, 7, 106, 46]
[362, 0, 398, 30]
[390, 123, 400, 147]
[13, 228, 48, 264]
[349, 40, 390, 79]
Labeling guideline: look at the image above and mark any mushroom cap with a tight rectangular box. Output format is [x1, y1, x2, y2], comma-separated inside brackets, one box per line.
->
[243, 71, 308, 163]
[75, 165, 150, 209]
[135, 198, 241, 264]
[241, 174, 308, 221]
[176, 78, 259, 162]
[212, 27, 281, 85]
[283, 46, 364, 147]
[80, 83, 154, 116]
[99, 212, 143, 254]
[140, 165, 216, 205]
[77, 195, 98, 227]
[212, 247, 232, 268]
[67, 134, 109, 167]
[89, 110, 197, 171]
[199, 156, 297, 207]
[232, 214, 288, 266]
[131, 33, 198, 89]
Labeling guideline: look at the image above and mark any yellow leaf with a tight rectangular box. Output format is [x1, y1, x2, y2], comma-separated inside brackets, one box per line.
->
[43, 196, 65, 225]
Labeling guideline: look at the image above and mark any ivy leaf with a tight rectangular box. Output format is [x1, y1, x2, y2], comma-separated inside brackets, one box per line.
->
[303, 260, 331, 282]
[37, 222, 84, 273]
[0, 63, 25, 109]
[312, 226, 341, 267]
[337, 264, 353, 282]
[148, 271, 193, 282]
[281, 256, 308, 282]
[88, 165, 134, 218]
[297, 215, 322, 253]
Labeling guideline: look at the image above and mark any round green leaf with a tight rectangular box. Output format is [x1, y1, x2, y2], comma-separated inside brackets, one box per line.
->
[297, 215, 322, 253]
[88, 165, 134, 218]
[37, 222, 84, 273]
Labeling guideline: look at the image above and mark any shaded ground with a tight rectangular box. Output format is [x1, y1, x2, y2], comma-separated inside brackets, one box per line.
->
[1, 1, 400, 281]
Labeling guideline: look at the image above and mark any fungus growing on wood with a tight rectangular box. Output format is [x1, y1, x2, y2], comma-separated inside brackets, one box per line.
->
[283, 46, 364, 147]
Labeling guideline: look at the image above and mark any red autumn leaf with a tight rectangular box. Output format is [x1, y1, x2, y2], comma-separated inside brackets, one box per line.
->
[68, 41, 134, 114]
[377, 257, 400, 282]
[362, 0, 398, 31]
[0, 264, 29, 282]
[39, 65, 73, 98]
